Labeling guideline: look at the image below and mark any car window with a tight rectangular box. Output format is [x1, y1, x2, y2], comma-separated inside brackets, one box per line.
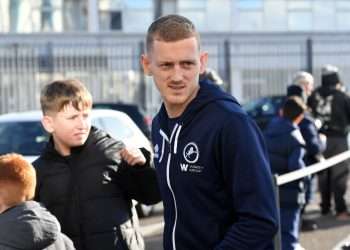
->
[98, 116, 134, 141]
[244, 96, 284, 116]
[0, 121, 49, 155]
[260, 99, 277, 115]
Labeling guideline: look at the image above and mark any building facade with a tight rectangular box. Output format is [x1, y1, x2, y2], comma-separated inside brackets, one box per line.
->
[1, 0, 350, 33]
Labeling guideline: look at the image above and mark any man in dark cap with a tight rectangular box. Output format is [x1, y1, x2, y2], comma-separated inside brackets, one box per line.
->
[308, 64, 350, 220]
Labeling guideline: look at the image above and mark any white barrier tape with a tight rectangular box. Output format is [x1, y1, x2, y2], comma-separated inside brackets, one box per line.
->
[276, 150, 350, 186]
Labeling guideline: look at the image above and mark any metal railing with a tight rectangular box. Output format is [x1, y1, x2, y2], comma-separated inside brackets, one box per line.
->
[2, 32, 350, 116]
[273, 150, 350, 250]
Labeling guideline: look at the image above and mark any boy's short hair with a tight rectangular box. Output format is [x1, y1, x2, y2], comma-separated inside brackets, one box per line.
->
[0, 154, 36, 206]
[282, 96, 307, 121]
[146, 14, 200, 52]
[40, 79, 92, 115]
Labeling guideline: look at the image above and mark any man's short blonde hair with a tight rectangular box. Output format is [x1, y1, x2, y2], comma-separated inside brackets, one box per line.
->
[0, 154, 36, 206]
[146, 14, 200, 53]
[40, 79, 92, 115]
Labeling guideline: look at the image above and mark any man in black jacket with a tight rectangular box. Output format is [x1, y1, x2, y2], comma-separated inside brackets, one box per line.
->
[33, 79, 161, 250]
[308, 65, 350, 220]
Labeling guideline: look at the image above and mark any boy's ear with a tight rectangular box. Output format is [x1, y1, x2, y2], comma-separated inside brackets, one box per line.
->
[41, 115, 54, 134]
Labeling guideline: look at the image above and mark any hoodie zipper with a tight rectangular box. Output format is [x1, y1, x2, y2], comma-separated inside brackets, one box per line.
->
[159, 123, 182, 250]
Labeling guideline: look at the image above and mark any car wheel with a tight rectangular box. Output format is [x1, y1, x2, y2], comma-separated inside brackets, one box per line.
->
[136, 203, 154, 218]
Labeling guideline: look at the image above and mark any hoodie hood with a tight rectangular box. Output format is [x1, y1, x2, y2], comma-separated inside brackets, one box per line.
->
[264, 116, 298, 138]
[156, 78, 239, 133]
[0, 201, 59, 249]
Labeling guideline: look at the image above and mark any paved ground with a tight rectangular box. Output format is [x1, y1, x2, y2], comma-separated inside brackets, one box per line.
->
[141, 186, 350, 250]
[300, 194, 350, 250]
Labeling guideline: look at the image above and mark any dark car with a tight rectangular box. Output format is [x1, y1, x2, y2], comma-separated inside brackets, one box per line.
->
[93, 102, 151, 139]
[243, 95, 285, 130]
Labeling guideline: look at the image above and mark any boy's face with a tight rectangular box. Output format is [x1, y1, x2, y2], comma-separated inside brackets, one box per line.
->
[42, 103, 91, 156]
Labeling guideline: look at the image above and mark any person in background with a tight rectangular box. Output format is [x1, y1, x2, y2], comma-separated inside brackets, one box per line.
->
[33, 79, 161, 250]
[287, 71, 327, 231]
[0, 153, 75, 250]
[264, 96, 307, 250]
[141, 14, 278, 250]
[308, 65, 350, 220]
[199, 68, 224, 87]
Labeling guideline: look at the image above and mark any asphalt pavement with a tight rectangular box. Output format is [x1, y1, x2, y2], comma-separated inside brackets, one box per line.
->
[141, 186, 350, 250]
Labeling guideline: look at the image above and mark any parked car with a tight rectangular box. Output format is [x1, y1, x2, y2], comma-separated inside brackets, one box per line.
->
[243, 95, 285, 130]
[93, 102, 152, 139]
[0, 109, 155, 217]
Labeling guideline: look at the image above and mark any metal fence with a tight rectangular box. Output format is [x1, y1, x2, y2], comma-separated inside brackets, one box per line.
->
[1, 32, 350, 116]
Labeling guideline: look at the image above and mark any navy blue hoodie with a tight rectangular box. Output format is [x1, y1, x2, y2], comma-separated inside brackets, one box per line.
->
[152, 79, 278, 250]
[264, 117, 306, 207]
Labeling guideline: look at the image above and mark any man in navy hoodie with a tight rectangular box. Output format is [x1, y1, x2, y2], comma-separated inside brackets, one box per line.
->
[141, 14, 278, 250]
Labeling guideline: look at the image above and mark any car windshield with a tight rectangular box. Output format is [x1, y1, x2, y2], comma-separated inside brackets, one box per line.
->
[0, 121, 49, 155]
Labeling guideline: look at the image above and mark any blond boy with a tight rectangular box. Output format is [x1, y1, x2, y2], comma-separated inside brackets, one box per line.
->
[33, 79, 160, 250]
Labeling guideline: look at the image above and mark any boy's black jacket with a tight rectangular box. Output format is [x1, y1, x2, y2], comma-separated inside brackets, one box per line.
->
[33, 126, 161, 250]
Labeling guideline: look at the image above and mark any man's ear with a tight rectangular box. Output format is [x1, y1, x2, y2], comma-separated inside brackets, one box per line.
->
[199, 51, 208, 74]
[41, 115, 54, 134]
[141, 54, 152, 76]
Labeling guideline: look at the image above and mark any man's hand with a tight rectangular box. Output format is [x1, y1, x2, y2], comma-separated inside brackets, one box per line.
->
[120, 147, 146, 166]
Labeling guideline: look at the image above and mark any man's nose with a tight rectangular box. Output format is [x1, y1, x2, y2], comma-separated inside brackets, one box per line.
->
[172, 65, 184, 82]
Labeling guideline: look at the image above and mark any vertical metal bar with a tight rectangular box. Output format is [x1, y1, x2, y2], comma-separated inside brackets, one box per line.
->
[224, 39, 232, 94]
[154, 0, 163, 20]
[273, 174, 282, 250]
[138, 41, 147, 111]
[306, 38, 313, 74]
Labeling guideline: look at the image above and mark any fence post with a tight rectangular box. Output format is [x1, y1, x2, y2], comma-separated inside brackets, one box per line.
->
[273, 174, 282, 250]
[223, 39, 232, 94]
[138, 41, 147, 111]
[306, 38, 313, 74]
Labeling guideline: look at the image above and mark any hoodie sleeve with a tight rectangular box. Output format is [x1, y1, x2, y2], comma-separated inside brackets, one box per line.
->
[300, 118, 326, 159]
[288, 130, 306, 172]
[104, 143, 162, 205]
[214, 115, 278, 250]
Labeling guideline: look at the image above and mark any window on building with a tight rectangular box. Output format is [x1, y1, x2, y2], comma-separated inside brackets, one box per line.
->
[178, 0, 206, 9]
[288, 11, 312, 30]
[287, 0, 312, 31]
[110, 11, 122, 30]
[336, 12, 350, 30]
[178, 0, 206, 30]
[337, 0, 350, 9]
[125, 0, 152, 9]
[99, 0, 123, 31]
[237, 0, 263, 10]
[287, 0, 312, 10]
[336, 0, 350, 30]
[237, 11, 263, 30]
[63, 0, 87, 31]
[41, 0, 53, 31]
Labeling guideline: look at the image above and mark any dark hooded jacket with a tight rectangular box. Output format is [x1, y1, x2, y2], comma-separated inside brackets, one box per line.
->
[152, 79, 278, 250]
[0, 201, 75, 250]
[264, 117, 306, 206]
[308, 84, 350, 136]
[33, 127, 161, 250]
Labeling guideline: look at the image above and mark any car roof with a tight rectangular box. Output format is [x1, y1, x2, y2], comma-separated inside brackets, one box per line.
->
[0, 109, 129, 122]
